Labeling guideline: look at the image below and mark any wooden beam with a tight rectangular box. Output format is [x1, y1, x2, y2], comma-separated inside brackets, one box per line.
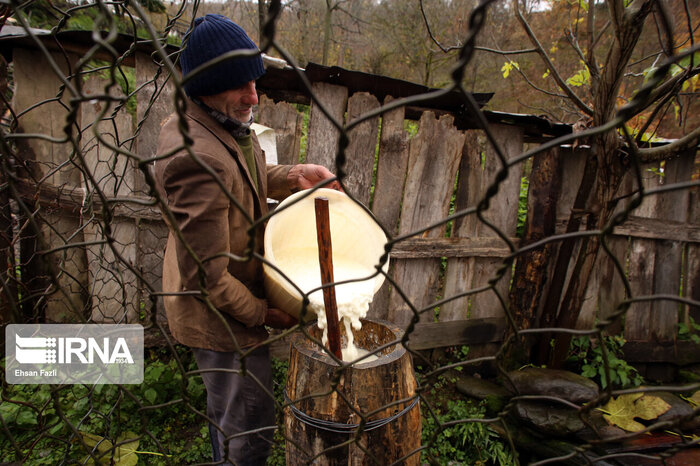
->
[612, 215, 700, 243]
[622, 341, 700, 366]
[389, 237, 517, 259]
[557, 215, 700, 243]
[12, 178, 161, 220]
[269, 318, 508, 359]
[404, 318, 508, 350]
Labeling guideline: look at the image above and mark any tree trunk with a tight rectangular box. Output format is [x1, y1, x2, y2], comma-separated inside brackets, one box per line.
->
[507, 147, 561, 366]
[322, 1, 333, 66]
[549, 137, 627, 368]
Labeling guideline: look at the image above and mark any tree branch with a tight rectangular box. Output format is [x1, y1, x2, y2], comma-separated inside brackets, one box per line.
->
[474, 46, 538, 55]
[637, 125, 700, 162]
[512, 0, 594, 116]
[419, 0, 461, 53]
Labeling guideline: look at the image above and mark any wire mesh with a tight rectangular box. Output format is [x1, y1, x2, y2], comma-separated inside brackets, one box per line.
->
[1, 0, 699, 465]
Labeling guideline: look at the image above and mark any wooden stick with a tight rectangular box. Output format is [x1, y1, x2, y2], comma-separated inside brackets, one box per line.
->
[314, 197, 343, 360]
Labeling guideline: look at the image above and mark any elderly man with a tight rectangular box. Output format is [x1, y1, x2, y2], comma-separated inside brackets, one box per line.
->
[154, 14, 339, 465]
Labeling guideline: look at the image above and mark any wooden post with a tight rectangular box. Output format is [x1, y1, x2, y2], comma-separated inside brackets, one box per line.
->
[314, 197, 342, 359]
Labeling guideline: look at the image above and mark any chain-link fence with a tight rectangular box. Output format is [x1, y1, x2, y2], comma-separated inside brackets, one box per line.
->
[1, 0, 699, 464]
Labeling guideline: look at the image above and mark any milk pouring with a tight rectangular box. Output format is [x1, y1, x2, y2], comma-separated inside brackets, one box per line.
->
[263, 189, 388, 362]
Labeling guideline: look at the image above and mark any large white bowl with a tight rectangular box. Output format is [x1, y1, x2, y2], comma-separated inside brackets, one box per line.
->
[263, 188, 389, 319]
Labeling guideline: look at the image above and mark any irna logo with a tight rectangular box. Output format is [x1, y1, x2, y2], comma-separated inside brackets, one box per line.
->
[15, 335, 134, 365]
[6, 324, 144, 385]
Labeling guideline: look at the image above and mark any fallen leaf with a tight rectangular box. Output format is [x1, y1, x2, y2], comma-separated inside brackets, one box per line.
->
[599, 393, 671, 432]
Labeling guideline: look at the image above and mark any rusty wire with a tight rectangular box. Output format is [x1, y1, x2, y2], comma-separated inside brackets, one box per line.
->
[1, 0, 699, 465]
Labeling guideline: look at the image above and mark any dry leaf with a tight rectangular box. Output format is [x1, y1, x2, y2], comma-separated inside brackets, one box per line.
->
[599, 393, 671, 432]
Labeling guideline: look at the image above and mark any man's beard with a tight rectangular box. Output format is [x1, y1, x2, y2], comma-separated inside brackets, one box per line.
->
[235, 106, 257, 127]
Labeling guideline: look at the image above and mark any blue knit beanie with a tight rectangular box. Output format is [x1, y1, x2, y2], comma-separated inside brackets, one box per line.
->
[180, 14, 265, 98]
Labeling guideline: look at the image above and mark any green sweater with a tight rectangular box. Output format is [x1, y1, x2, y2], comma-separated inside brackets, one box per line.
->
[235, 133, 258, 189]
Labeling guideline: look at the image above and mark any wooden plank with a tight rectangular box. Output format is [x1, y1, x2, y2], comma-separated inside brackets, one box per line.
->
[440, 131, 485, 321]
[649, 153, 693, 341]
[84, 219, 139, 323]
[304, 82, 348, 171]
[611, 216, 700, 243]
[343, 92, 380, 206]
[371, 96, 409, 234]
[257, 94, 303, 166]
[387, 112, 465, 326]
[622, 341, 700, 365]
[369, 97, 409, 320]
[625, 168, 662, 341]
[13, 47, 80, 186]
[81, 77, 135, 198]
[81, 76, 139, 324]
[13, 179, 161, 221]
[389, 237, 516, 258]
[135, 218, 168, 328]
[13, 47, 88, 322]
[134, 51, 176, 195]
[554, 214, 700, 242]
[442, 125, 524, 322]
[404, 318, 507, 350]
[685, 153, 700, 323]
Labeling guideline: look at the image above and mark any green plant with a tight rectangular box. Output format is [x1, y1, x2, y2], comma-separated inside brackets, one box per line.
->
[267, 357, 289, 466]
[421, 398, 515, 465]
[516, 175, 529, 238]
[0, 346, 210, 465]
[567, 335, 644, 389]
[678, 317, 700, 344]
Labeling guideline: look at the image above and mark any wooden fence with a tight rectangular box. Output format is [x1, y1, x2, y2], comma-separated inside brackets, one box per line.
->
[1, 33, 698, 375]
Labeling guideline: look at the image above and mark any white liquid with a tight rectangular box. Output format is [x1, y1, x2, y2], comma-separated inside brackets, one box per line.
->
[342, 347, 379, 365]
[275, 250, 378, 362]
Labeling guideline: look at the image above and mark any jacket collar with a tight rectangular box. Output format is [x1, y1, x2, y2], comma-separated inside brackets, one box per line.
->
[184, 98, 261, 196]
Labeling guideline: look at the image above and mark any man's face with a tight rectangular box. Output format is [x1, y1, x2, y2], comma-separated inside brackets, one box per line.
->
[200, 80, 258, 123]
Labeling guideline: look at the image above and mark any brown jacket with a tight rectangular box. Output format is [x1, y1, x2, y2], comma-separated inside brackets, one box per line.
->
[154, 100, 292, 351]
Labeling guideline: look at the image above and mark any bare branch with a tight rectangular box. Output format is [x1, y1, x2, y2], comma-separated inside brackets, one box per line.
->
[585, 0, 600, 79]
[512, 0, 594, 116]
[637, 125, 700, 162]
[419, 0, 461, 53]
[474, 45, 539, 55]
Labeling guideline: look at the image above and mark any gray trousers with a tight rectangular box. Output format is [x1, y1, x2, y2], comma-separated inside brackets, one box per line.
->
[193, 346, 275, 466]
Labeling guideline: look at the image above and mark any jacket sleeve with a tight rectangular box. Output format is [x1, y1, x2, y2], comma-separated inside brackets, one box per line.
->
[266, 163, 294, 201]
[161, 152, 267, 328]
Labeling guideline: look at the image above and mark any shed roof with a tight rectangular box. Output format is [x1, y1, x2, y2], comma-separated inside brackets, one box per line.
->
[0, 26, 571, 140]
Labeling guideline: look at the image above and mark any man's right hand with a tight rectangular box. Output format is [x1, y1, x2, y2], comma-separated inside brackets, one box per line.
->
[264, 307, 298, 329]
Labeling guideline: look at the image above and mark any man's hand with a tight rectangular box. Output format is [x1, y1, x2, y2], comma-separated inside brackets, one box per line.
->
[287, 164, 343, 192]
[264, 307, 298, 329]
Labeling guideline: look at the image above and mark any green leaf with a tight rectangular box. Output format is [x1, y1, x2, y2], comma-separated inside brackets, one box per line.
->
[144, 388, 157, 405]
[16, 408, 38, 427]
[566, 66, 590, 87]
[114, 432, 140, 466]
[582, 365, 596, 378]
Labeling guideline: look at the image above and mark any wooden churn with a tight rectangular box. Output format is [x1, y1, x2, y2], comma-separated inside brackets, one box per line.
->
[284, 318, 421, 465]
